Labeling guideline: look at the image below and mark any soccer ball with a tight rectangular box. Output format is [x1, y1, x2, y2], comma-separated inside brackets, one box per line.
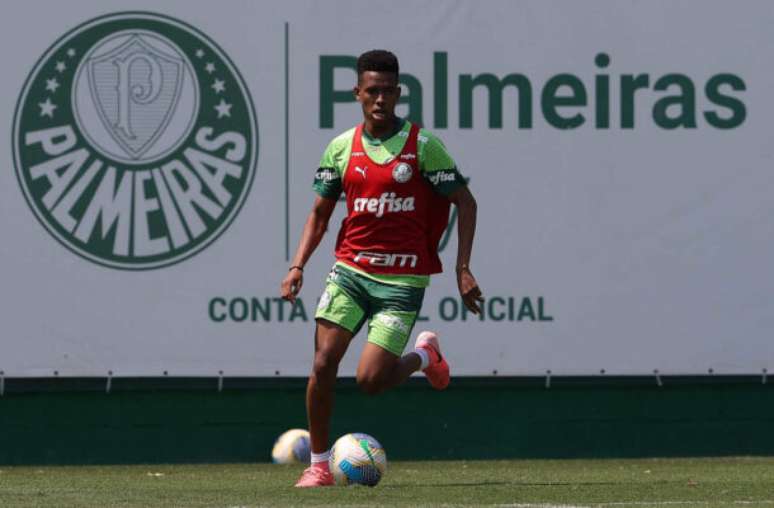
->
[330, 433, 387, 486]
[271, 428, 311, 464]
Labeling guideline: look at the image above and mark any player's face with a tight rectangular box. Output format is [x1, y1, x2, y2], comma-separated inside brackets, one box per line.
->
[354, 71, 401, 129]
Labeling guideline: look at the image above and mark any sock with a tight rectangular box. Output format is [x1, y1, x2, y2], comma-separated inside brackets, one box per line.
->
[415, 347, 430, 370]
[311, 450, 330, 467]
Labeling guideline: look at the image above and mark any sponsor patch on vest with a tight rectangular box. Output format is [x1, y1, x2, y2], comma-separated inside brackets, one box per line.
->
[352, 192, 415, 217]
[354, 251, 418, 268]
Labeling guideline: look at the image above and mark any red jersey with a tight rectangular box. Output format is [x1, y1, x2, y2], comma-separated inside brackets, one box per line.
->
[334, 124, 450, 275]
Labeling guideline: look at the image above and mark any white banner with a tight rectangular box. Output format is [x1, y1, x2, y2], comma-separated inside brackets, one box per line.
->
[1, 1, 773, 376]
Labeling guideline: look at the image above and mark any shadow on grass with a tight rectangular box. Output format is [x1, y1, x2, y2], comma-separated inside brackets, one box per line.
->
[383, 481, 627, 488]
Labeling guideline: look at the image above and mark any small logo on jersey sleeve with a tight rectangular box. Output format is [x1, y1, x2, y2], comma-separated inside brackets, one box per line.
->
[427, 170, 458, 185]
[316, 168, 339, 181]
[393, 162, 412, 183]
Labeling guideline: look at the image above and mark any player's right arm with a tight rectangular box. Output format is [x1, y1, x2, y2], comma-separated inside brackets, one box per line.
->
[281, 136, 347, 303]
[280, 195, 338, 303]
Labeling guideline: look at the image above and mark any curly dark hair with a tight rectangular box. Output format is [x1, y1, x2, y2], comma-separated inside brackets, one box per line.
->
[357, 50, 399, 79]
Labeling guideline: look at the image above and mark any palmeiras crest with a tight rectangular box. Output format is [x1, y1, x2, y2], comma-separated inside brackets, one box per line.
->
[13, 12, 258, 270]
[87, 33, 185, 161]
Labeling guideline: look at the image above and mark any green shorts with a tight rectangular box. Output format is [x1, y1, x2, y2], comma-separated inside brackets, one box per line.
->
[315, 264, 425, 356]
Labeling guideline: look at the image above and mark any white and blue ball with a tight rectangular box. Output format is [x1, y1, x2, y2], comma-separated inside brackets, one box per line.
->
[330, 433, 387, 486]
[271, 428, 311, 464]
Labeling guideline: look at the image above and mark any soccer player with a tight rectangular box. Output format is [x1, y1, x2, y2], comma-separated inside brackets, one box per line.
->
[280, 50, 482, 487]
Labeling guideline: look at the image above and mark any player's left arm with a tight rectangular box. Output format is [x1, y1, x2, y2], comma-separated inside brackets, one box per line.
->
[420, 128, 483, 314]
[448, 186, 483, 315]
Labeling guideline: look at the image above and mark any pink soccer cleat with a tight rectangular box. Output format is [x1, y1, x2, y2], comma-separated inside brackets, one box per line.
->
[415, 331, 450, 390]
[294, 465, 335, 487]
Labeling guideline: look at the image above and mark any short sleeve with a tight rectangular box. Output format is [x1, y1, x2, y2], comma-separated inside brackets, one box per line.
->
[419, 131, 467, 196]
[313, 138, 345, 199]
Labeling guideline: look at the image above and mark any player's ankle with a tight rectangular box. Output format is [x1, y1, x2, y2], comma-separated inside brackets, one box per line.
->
[311, 450, 330, 469]
[414, 347, 430, 370]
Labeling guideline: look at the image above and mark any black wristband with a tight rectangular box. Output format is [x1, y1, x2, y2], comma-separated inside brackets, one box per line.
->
[289, 265, 304, 272]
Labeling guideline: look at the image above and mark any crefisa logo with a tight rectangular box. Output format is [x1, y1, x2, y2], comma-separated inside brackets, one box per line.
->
[13, 12, 258, 270]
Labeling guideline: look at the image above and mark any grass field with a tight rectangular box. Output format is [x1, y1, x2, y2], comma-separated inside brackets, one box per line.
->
[1, 457, 773, 507]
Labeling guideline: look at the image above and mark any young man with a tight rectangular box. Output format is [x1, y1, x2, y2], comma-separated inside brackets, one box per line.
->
[280, 50, 482, 487]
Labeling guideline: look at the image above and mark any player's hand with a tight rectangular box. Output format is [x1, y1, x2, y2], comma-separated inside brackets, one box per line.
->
[281, 268, 304, 304]
[457, 267, 483, 314]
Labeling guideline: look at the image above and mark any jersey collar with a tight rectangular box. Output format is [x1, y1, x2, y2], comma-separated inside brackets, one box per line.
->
[362, 117, 406, 145]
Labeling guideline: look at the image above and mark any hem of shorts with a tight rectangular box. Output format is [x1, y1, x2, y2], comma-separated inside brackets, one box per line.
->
[314, 315, 359, 334]
[366, 336, 405, 357]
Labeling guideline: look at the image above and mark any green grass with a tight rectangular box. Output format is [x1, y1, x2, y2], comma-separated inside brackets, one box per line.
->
[1, 458, 773, 507]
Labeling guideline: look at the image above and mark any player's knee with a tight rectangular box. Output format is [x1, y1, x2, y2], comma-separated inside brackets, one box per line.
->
[356, 371, 387, 395]
[312, 349, 339, 379]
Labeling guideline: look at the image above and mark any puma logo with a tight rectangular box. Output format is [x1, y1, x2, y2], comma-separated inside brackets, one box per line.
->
[355, 166, 367, 179]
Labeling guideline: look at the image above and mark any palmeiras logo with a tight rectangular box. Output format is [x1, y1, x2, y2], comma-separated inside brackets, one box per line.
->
[392, 162, 412, 183]
[12, 12, 258, 270]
